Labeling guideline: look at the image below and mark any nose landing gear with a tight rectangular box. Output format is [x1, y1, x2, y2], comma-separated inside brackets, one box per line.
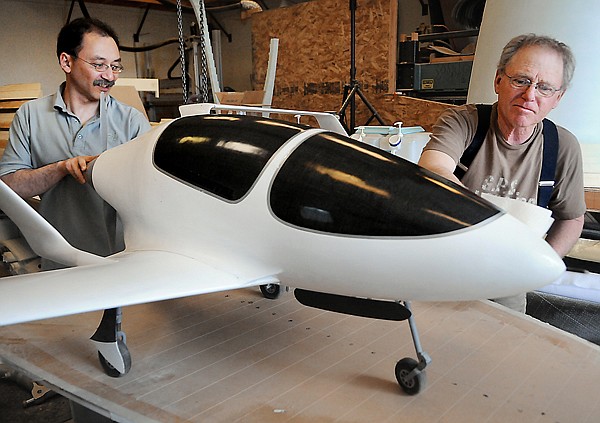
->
[91, 307, 131, 377]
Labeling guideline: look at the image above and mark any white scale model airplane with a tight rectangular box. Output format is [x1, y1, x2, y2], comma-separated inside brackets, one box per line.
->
[0, 104, 564, 395]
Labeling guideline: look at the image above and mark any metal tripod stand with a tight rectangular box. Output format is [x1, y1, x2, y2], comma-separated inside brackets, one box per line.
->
[338, 0, 386, 133]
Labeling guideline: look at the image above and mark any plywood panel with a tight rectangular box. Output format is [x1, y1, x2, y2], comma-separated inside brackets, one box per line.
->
[251, 0, 454, 131]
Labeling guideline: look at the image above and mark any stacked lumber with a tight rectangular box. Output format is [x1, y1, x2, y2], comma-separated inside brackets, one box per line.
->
[0, 83, 42, 156]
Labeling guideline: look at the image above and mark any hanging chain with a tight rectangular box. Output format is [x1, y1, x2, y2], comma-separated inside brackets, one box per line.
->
[196, 0, 209, 102]
[176, 0, 188, 104]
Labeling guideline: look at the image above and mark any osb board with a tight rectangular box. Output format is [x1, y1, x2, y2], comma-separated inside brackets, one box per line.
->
[586, 189, 600, 211]
[366, 93, 452, 130]
[1, 289, 600, 422]
[251, 0, 454, 131]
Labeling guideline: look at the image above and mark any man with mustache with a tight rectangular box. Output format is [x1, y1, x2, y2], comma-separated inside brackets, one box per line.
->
[0, 17, 151, 269]
[418, 34, 586, 312]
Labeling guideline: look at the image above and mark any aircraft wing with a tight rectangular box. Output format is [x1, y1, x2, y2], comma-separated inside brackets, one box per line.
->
[0, 178, 106, 267]
[0, 250, 279, 326]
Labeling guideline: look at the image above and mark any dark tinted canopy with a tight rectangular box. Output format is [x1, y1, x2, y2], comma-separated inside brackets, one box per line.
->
[154, 114, 305, 201]
[270, 132, 500, 236]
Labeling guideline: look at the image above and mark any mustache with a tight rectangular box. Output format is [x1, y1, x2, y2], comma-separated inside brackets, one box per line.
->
[93, 79, 115, 88]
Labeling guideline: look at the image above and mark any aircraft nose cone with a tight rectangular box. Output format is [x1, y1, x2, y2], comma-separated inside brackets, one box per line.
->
[523, 241, 566, 286]
[476, 214, 566, 299]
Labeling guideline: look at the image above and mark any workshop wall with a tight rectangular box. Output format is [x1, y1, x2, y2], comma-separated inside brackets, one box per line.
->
[1, 0, 451, 128]
[251, 0, 453, 130]
[0, 0, 254, 97]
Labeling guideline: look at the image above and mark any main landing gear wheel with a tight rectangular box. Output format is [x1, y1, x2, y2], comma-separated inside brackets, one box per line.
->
[260, 283, 281, 299]
[98, 331, 131, 378]
[395, 357, 426, 395]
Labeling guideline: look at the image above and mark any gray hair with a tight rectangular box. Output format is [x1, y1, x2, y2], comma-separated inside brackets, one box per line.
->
[497, 33, 575, 89]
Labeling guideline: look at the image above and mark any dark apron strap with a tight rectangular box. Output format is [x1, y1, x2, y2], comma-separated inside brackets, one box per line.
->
[454, 104, 491, 180]
[538, 119, 559, 208]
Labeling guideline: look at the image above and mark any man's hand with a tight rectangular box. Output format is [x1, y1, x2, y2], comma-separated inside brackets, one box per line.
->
[63, 155, 98, 184]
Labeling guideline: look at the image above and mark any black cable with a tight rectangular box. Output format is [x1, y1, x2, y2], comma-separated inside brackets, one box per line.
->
[120, 36, 201, 53]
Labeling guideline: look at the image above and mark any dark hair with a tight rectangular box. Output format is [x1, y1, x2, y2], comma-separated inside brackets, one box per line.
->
[497, 33, 575, 90]
[56, 17, 120, 59]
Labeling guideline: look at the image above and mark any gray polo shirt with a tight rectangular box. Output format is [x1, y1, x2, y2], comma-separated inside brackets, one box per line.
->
[0, 83, 151, 269]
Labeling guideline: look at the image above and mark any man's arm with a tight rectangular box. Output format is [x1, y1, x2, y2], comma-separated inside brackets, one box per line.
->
[1, 155, 97, 198]
[545, 215, 585, 258]
[418, 150, 464, 185]
[419, 148, 584, 258]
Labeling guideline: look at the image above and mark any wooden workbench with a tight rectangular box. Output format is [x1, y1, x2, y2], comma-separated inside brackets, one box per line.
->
[1, 288, 599, 422]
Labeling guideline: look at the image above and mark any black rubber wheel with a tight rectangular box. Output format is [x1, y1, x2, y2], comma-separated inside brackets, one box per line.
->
[260, 283, 281, 299]
[98, 334, 132, 378]
[395, 357, 425, 395]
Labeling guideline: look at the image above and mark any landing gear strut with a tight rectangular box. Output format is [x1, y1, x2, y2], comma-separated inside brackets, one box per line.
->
[90, 307, 131, 377]
[293, 290, 431, 395]
[394, 301, 431, 395]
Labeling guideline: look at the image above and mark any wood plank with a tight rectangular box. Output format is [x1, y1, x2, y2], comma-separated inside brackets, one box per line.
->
[430, 54, 475, 63]
[0, 89, 42, 101]
[0, 113, 15, 129]
[0, 132, 7, 157]
[0, 289, 599, 422]
[0, 83, 41, 92]
[115, 78, 160, 97]
[0, 83, 42, 101]
[0, 100, 28, 110]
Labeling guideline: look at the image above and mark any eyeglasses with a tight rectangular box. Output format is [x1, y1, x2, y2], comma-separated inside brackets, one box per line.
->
[503, 72, 561, 98]
[74, 56, 124, 74]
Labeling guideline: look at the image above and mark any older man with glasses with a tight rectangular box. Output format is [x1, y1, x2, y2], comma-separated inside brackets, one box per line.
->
[418, 33, 585, 312]
[0, 17, 151, 270]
